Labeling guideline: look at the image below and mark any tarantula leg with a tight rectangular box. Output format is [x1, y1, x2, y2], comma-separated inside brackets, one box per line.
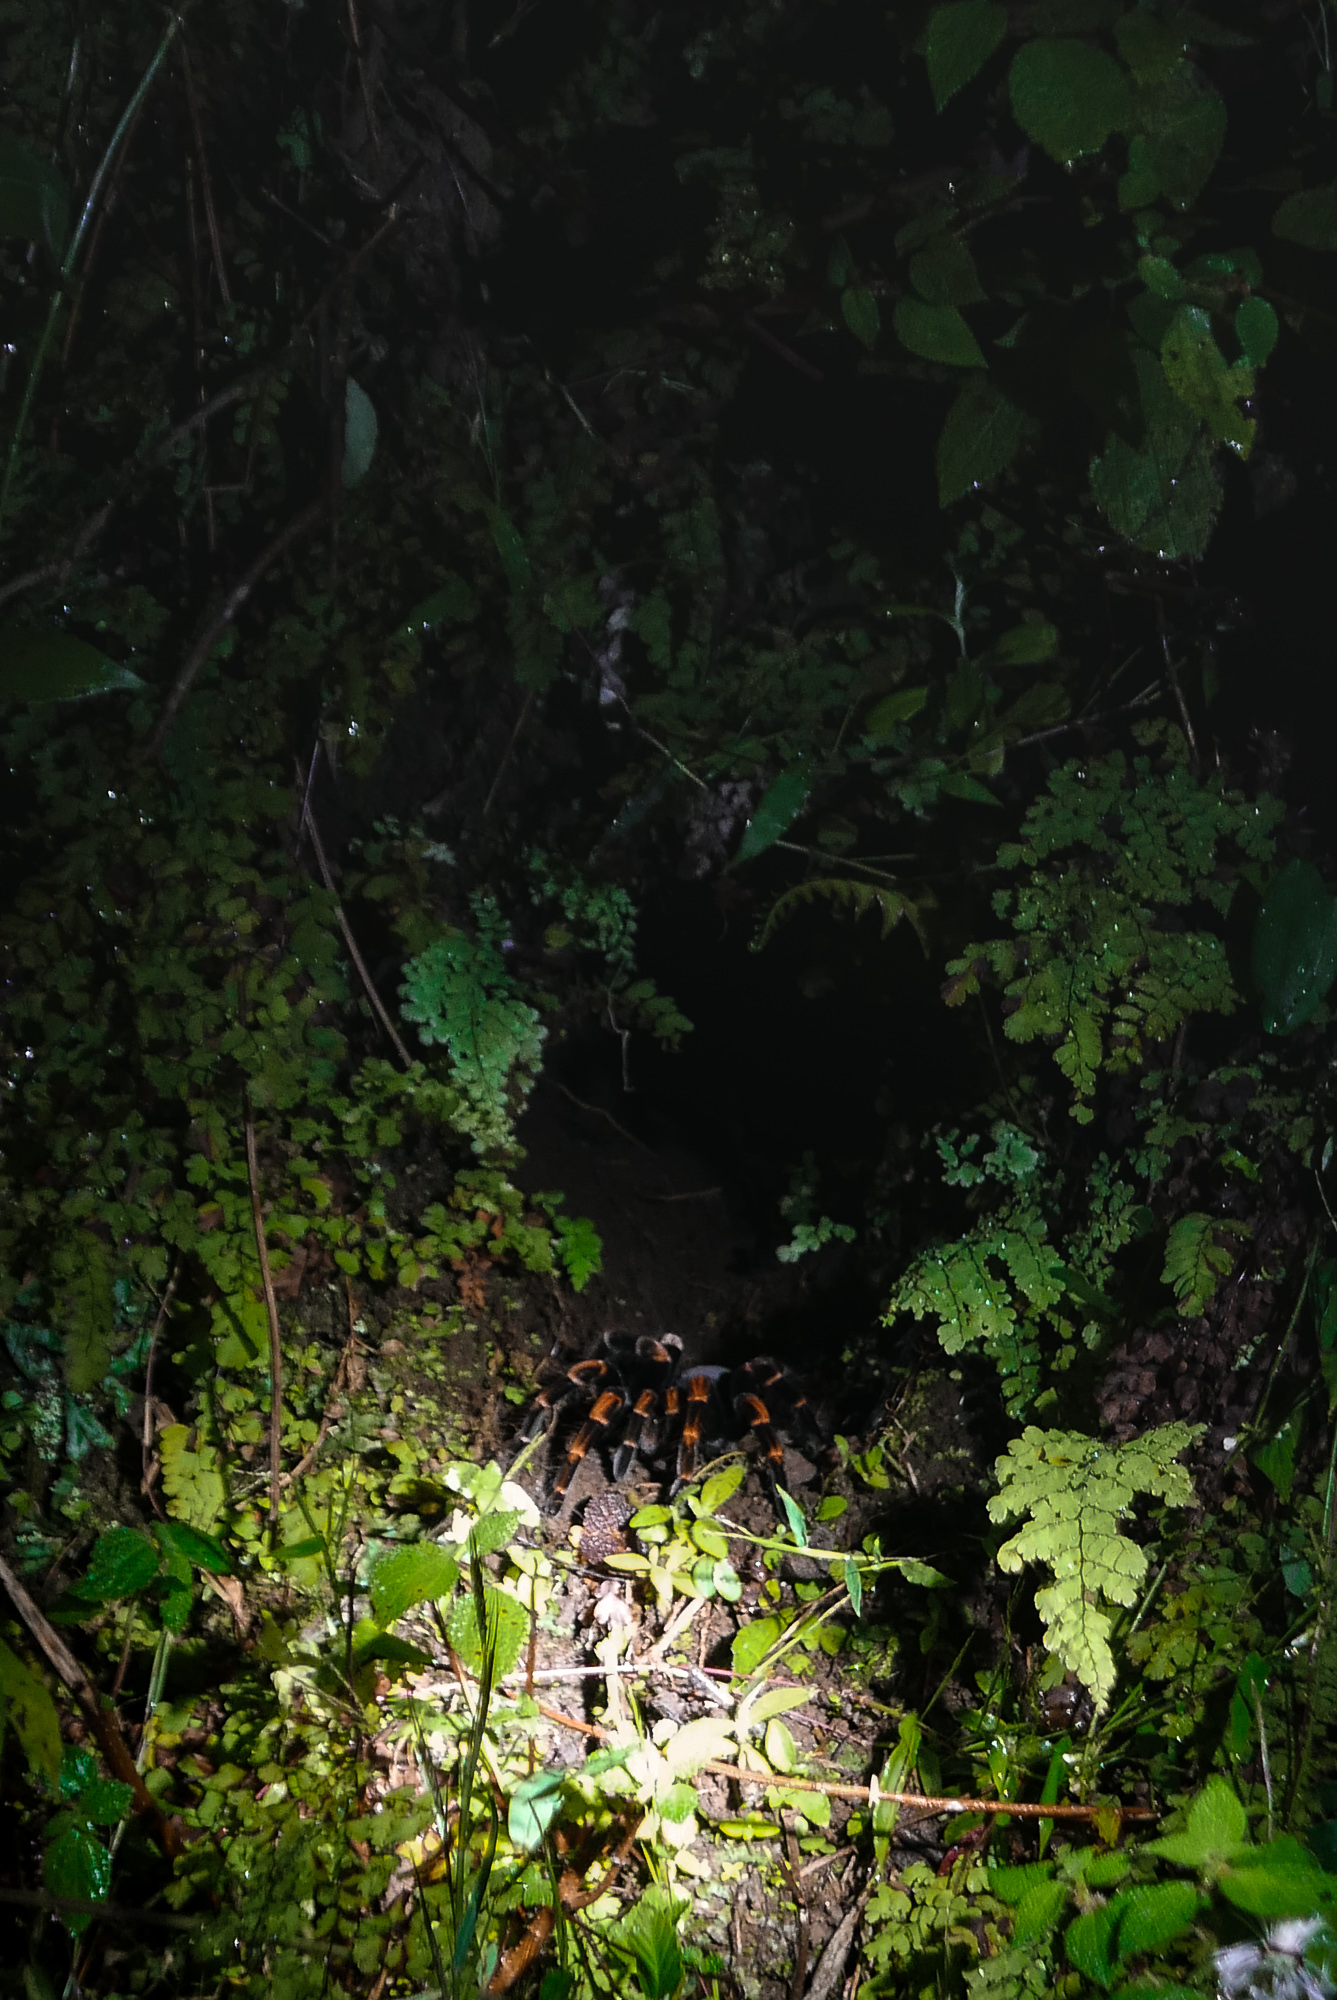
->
[669, 1365, 725, 1492]
[611, 1333, 682, 1481]
[733, 1355, 822, 1449]
[521, 1354, 614, 1442]
[548, 1386, 627, 1509]
[734, 1390, 786, 1485]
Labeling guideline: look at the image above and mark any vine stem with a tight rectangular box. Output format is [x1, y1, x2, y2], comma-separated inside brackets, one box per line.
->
[243, 1103, 285, 1534]
[0, 10, 186, 526]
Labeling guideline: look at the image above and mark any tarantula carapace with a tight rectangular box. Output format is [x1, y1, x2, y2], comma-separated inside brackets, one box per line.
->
[521, 1329, 820, 1511]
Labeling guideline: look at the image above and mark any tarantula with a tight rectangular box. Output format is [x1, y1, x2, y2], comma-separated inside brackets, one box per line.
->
[521, 1329, 820, 1511]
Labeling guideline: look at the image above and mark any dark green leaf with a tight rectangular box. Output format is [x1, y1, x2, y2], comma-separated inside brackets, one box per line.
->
[735, 767, 812, 862]
[43, 1821, 109, 1935]
[841, 286, 880, 349]
[1012, 1877, 1070, 1941]
[844, 1557, 863, 1618]
[79, 1776, 134, 1828]
[987, 620, 1059, 665]
[401, 577, 479, 632]
[1065, 1905, 1119, 1989]
[925, 1, 1008, 111]
[1251, 1416, 1299, 1501]
[446, 1579, 527, 1677]
[1252, 859, 1337, 1034]
[1235, 296, 1278, 367]
[469, 1508, 521, 1558]
[937, 377, 1028, 504]
[0, 129, 69, 260]
[154, 1520, 232, 1575]
[1114, 1881, 1201, 1958]
[1009, 40, 1130, 164]
[1219, 1839, 1336, 1919]
[1160, 305, 1254, 452]
[894, 298, 985, 367]
[865, 686, 929, 735]
[0, 630, 145, 704]
[71, 1528, 159, 1604]
[941, 770, 1000, 803]
[1144, 1775, 1248, 1866]
[1274, 184, 1337, 251]
[626, 1904, 686, 2000]
[342, 377, 378, 487]
[368, 1542, 461, 1626]
[910, 236, 987, 306]
[1135, 69, 1226, 210]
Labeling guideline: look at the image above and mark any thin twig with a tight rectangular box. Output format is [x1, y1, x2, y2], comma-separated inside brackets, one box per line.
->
[521, 1691, 1157, 1817]
[0, 1551, 182, 1856]
[550, 1079, 649, 1149]
[295, 758, 415, 1067]
[483, 690, 534, 814]
[140, 1265, 181, 1516]
[180, 39, 232, 305]
[148, 494, 327, 753]
[243, 1104, 285, 1530]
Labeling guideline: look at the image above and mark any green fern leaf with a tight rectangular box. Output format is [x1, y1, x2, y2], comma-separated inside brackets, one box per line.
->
[988, 1423, 1203, 1713]
[1162, 1212, 1250, 1315]
[753, 876, 927, 953]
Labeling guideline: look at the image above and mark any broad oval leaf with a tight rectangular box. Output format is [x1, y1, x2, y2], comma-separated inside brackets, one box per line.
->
[1137, 69, 1226, 211]
[0, 129, 70, 260]
[893, 298, 985, 368]
[909, 236, 987, 305]
[72, 1527, 160, 1604]
[735, 766, 812, 863]
[508, 1770, 566, 1852]
[1235, 296, 1279, 367]
[925, 1, 1008, 112]
[1009, 40, 1130, 165]
[446, 1579, 527, 1677]
[937, 376, 1028, 504]
[1160, 305, 1254, 454]
[840, 285, 880, 348]
[342, 376, 378, 486]
[1273, 184, 1337, 251]
[368, 1542, 461, 1626]
[1114, 1879, 1201, 1958]
[1252, 858, 1337, 1034]
[44, 1821, 109, 1935]
[865, 686, 929, 735]
[0, 630, 145, 703]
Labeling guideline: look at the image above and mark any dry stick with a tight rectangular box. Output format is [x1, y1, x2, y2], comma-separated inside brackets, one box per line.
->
[805, 1878, 877, 2000]
[551, 1079, 648, 1150]
[179, 39, 232, 305]
[297, 767, 415, 1068]
[148, 494, 327, 754]
[140, 1264, 181, 1517]
[523, 1696, 1158, 1821]
[244, 1104, 285, 1531]
[0, 1551, 182, 1858]
[483, 691, 534, 814]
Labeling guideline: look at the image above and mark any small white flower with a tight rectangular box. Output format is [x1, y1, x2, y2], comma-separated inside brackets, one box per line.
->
[1216, 1918, 1335, 2000]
